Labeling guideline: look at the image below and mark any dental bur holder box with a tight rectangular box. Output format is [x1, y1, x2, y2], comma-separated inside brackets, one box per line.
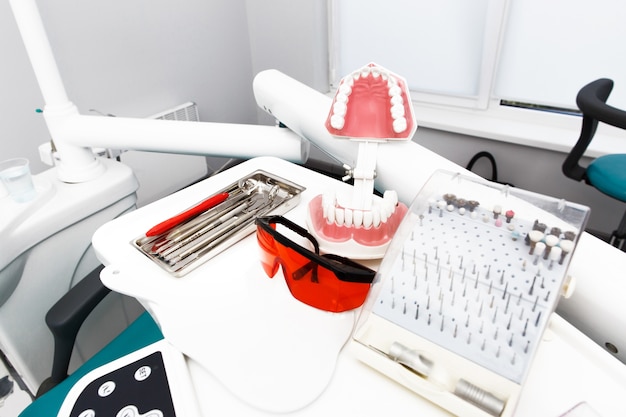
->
[351, 170, 590, 417]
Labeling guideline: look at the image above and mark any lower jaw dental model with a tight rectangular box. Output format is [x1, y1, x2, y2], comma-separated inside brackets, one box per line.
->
[307, 63, 417, 258]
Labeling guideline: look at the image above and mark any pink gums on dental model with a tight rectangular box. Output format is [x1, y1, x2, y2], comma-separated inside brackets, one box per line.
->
[308, 194, 408, 247]
[308, 63, 417, 259]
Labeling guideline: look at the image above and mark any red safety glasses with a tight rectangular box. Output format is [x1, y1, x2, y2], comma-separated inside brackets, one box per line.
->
[255, 215, 375, 312]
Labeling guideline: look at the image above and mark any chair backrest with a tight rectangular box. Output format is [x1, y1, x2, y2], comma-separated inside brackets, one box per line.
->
[563, 78, 626, 182]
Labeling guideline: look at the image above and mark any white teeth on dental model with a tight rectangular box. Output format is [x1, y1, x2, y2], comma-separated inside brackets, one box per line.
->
[329, 64, 411, 136]
[336, 93, 349, 104]
[321, 188, 400, 227]
[330, 91, 350, 129]
[384, 190, 398, 207]
[344, 208, 353, 227]
[333, 101, 348, 117]
[372, 210, 381, 228]
[388, 85, 408, 133]
[393, 117, 408, 133]
[322, 190, 336, 221]
[339, 83, 352, 95]
[391, 95, 404, 106]
[322, 190, 334, 208]
[326, 206, 335, 224]
[380, 205, 390, 223]
[324, 204, 392, 228]
[388, 84, 402, 97]
[330, 114, 345, 130]
[391, 103, 405, 118]
[363, 211, 373, 228]
[335, 207, 345, 225]
[381, 190, 397, 221]
[353, 210, 363, 227]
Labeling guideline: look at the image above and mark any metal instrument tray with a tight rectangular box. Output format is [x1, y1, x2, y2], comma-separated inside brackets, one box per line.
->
[132, 170, 305, 277]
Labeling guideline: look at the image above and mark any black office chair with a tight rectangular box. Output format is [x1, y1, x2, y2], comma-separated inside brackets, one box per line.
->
[563, 78, 626, 250]
[20, 266, 161, 416]
[35, 265, 112, 397]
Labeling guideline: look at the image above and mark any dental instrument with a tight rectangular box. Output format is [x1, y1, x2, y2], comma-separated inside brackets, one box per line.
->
[145, 192, 229, 237]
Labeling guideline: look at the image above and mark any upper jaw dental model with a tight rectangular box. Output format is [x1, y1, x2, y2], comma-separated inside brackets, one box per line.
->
[325, 62, 415, 140]
[307, 63, 417, 259]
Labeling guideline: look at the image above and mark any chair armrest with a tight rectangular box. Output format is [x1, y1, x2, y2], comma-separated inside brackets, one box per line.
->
[562, 78, 626, 182]
[577, 78, 626, 129]
[36, 265, 111, 397]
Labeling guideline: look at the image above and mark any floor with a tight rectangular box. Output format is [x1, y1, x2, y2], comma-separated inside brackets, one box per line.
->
[0, 360, 31, 417]
[2, 388, 30, 417]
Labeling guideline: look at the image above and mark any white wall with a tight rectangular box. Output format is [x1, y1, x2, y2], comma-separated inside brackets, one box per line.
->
[1, 3, 50, 174]
[245, 0, 330, 126]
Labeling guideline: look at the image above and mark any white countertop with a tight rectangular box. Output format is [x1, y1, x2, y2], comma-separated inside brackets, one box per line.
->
[93, 155, 626, 417]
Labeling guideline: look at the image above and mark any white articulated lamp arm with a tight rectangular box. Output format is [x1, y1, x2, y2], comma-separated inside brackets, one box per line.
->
[10, 0, 102, 182]
[9, 0, 304, 184]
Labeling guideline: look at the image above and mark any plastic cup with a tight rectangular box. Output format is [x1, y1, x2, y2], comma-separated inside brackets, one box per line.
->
[0, 158, 36, 203]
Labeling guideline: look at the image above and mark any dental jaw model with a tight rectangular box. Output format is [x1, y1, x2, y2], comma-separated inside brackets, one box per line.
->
[307, 63, 417, 258]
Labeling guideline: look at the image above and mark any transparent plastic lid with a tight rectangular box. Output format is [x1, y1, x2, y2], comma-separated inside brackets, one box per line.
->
[352, 170, 590, 409]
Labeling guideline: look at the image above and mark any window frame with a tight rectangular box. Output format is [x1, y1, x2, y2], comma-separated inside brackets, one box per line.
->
[326, 0, 626, 156]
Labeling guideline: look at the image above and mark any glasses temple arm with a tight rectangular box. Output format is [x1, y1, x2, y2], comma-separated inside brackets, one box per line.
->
[291, 261, 319, 283]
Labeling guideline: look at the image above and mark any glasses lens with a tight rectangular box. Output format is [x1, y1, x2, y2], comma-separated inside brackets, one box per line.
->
[256, 222, 371, 312]
[256, 221, 281, 278]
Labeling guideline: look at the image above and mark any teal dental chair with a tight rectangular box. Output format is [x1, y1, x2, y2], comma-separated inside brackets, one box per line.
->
[18, 266, 163, 416]
[562, 78, 626, 250]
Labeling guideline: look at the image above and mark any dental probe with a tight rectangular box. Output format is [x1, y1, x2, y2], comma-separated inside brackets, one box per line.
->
[147, 193, 251, 254]
[159, 202, 251, 260]
[164, 191, 250, 242]
[169, 199, 275, 268]
[145, 193, 246, 254]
